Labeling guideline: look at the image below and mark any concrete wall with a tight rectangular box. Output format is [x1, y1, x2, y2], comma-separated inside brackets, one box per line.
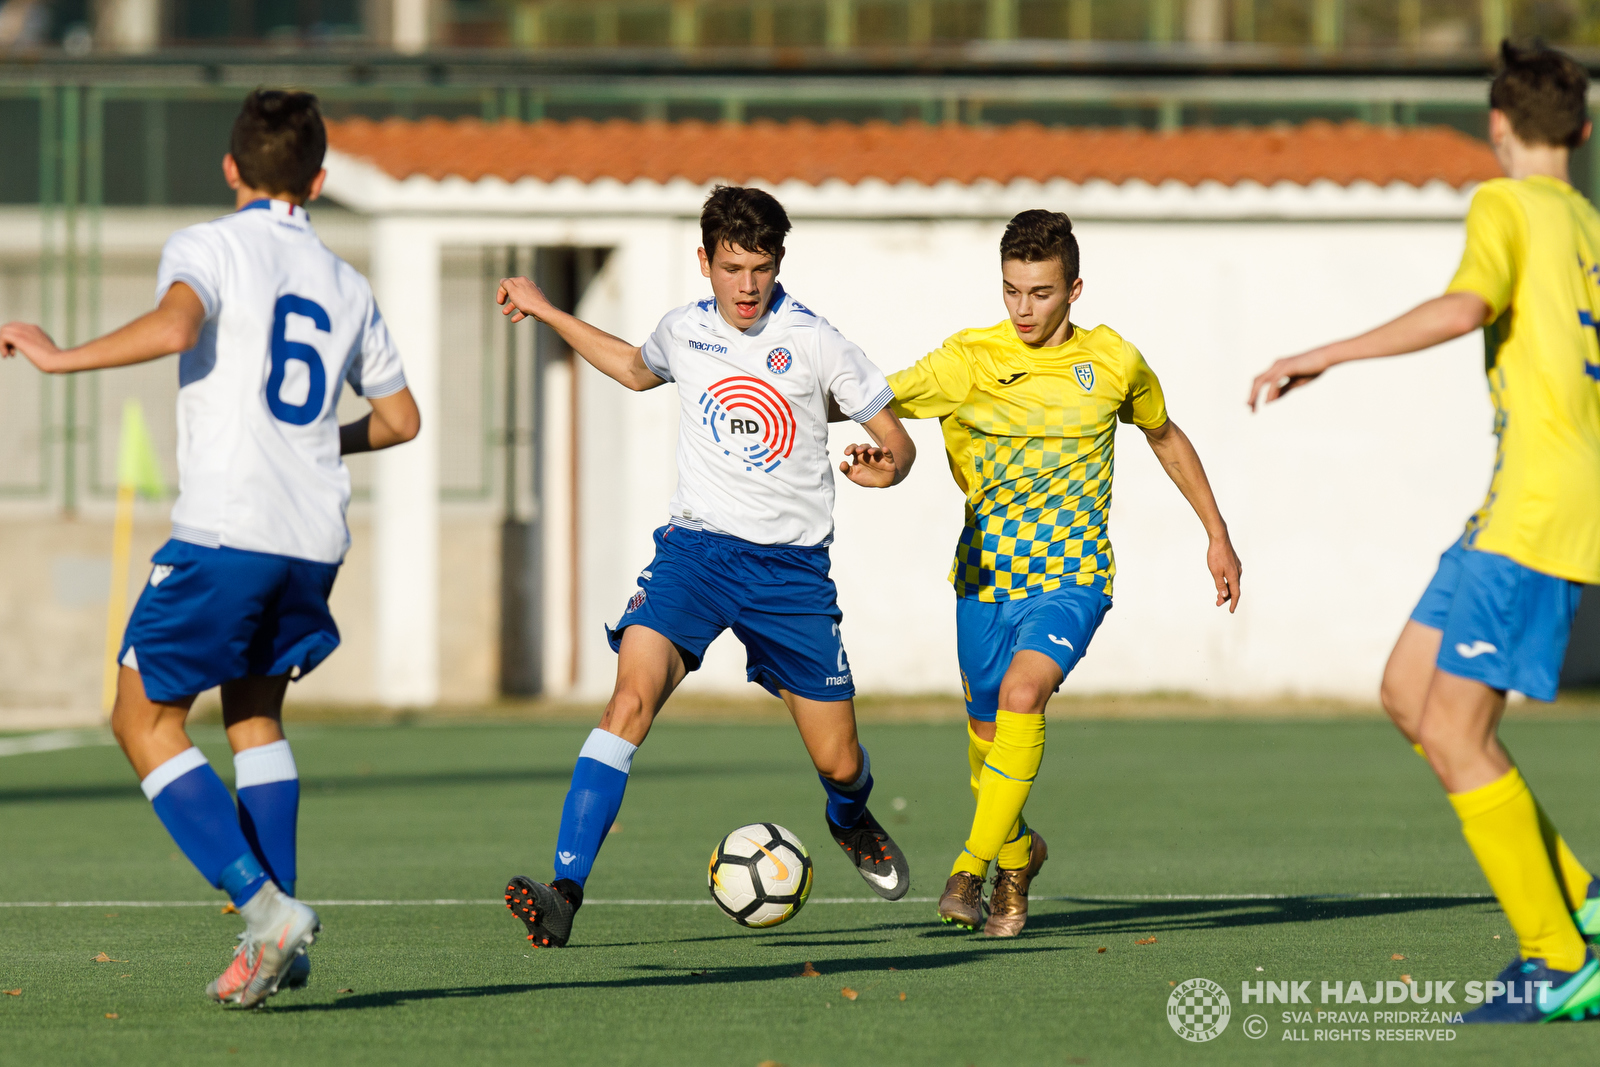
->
[559, 215, 1487, 703]
[0, 202, 1492, 720]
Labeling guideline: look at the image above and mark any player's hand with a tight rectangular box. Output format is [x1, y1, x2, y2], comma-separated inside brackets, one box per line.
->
[1246, 351, 1329, 410]
[839, 442, 900, 488]
[0, 322, 62, 370]
[497, 276, 556, 324]
[1208, 533, 1242, 613]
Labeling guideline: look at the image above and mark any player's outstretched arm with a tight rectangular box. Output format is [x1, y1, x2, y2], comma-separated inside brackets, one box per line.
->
[1245, 291, 1488, 410]
[496, 275, 664, 392]
[839, 407, 917, 488]
[339, 388, 422, 455]
[1141, 418, 1242, 613]
[0, 283, 206, 374]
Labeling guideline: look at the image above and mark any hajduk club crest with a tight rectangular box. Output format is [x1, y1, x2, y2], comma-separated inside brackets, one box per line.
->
[766, 348, 792, 375]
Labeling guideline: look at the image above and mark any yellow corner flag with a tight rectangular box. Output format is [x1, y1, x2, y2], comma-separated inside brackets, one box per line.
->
[116, 398, 166, 500]
[103, 399, 165, 714]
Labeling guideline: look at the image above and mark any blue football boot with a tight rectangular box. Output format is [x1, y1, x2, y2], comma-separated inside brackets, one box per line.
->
[1462, 946, 1600, 1023]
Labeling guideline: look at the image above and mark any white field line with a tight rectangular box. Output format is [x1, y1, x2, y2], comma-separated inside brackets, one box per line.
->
[0, 730, 115, 757]
[0, 892, 1494, 909]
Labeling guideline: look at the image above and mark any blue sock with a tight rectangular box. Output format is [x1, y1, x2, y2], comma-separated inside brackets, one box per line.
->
[141, 748, 269, 907]
[234, 740, 300, 897]
[553, 729, 637, 888]
[820, 746, 873, 828]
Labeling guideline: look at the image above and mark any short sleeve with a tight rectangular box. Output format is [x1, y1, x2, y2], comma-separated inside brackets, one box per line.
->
[887, 336, 974, 421]
[345, 298, 408, 399]
[156, 226, 224, 318]
[1118, 341, 1168, 429]
[817, 320, 893, 422]
[1446, 183, 1524, 319]
[638, 313, 677, 383]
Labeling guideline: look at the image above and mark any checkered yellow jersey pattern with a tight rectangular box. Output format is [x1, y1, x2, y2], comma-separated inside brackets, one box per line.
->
[888, 321, 1168, 601]
[1447, 176, 1600, 584]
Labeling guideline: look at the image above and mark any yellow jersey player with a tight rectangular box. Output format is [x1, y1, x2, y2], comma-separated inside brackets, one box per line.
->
[1248, 42, 1600, 1024]
[883, 209, 1242, 935]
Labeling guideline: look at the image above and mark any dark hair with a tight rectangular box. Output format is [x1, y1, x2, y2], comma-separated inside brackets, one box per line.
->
[700, 185, 790, 261]
[1000, 209, 1080, 284]
[229, 90, 327, 198]
[1490, 40, 1589, 148]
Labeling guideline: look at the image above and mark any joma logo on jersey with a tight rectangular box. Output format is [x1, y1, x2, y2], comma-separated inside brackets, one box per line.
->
[689, 339, 729, 354]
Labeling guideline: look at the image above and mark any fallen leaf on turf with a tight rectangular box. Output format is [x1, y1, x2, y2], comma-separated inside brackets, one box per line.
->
[1400, 975, 1411, 984]
[899, 992, 906, 1001]
[1135, 937, 1158, 945]
[104, 1013, 118, 1019]
[3, 990, 19, 996]
[104, 914, 117, 918]
[840, 987, 858, 1001]
[757, 1062, 787, 1067]
[118, 975, 131, 979]
[220, 904, 238, 915]
[1391, 954, 1406, 961]
[888, 967, 898, 972]
[688, 970, 707, 977]
[797, 962, 821, 977]
[608, 824, 623, 834]
[337, 988, 354, 994]
[1494, 935, 1501, 940]
[1255, 967, 1264, 972]
[1096, 947, 1107, 953]
[1169, 981, 1176, 987]
[92, 953, 128, 963]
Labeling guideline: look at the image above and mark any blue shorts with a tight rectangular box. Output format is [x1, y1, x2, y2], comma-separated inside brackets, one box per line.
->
[955, 583, 1112, 722]
[1410, 541, 1582, 702]
[119, 539, 341, 703]
[606, 524, 854, 702]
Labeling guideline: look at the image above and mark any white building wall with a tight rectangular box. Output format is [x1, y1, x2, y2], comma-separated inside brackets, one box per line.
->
[552, 214, 1490, 702]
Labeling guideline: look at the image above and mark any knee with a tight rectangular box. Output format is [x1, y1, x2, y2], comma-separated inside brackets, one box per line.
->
[816, 742, 863, 785]
[997, 679, 1052, 716]
[599, 687, 653, 741]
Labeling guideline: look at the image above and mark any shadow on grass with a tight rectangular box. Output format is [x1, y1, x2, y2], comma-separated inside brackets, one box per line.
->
[1006, 895, 1493, 939]
[270, 945, 1070, 1013]
[0, 763, 729, 805]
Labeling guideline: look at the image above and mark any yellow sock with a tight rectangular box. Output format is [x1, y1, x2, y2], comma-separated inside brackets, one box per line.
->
[967, 722, 1032, 870]
[952, 711, 1044, 878]
[1449, 768, 1586, 970]
[1421, 740, 1595, 911]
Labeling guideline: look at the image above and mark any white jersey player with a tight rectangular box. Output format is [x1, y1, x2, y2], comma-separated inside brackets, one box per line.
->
[495, 185, 918, 950]
[0, 90, 419, 1008]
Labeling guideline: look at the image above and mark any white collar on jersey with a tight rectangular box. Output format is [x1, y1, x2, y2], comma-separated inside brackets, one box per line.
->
[239, 198, 310, 222]
[695, 283, 814, 340]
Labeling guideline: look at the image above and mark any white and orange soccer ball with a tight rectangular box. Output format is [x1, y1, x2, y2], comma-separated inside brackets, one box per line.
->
[707, 822, 813, 928]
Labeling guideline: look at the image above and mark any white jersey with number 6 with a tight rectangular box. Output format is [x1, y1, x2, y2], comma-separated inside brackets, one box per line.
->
[155, 199, 407, 564]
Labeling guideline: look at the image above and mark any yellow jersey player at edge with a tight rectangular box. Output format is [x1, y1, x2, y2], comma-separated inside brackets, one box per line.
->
[883, 210, 1243, 935]
[1248, 42, 1600, 1024]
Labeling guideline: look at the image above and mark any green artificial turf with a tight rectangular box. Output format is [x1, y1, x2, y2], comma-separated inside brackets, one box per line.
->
[4, 715, 1600, 1065]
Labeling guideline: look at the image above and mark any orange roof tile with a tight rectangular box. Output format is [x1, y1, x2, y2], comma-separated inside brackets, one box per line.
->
[326, 117, 1499, 189]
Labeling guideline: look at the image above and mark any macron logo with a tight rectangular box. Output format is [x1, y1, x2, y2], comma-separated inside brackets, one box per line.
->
[688, 339, 728, 354]
[1455, 641, 1498, 659]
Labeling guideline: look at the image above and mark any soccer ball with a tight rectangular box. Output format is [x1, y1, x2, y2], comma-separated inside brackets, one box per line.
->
[707, 822, 813, 928]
